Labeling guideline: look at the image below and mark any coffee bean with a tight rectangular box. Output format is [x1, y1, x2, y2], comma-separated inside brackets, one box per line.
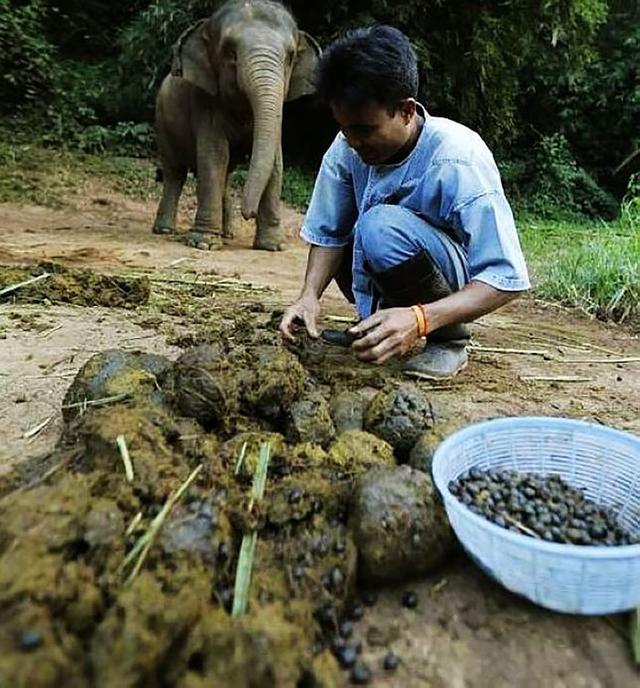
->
[219, 588, 234, 612]
[383, 652, 400, 671]
[330, 566, 344, 589]
[336, 645, 358, 668]
[350, 662, 372, 684]
[19, 629, 42, 651]
[314, 603, 335, 629]
[348, 604, 365, 621]
[339, 621, 354, 639]
[362, 590, 378, 606]
[288, 488, 303, 504]
[401, 591, 418, 608]
[217, 542, 229, 562]
[330, 636, 346, 654]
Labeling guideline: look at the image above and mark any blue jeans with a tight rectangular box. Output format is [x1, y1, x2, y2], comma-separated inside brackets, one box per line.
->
[344, 205, 470, 318]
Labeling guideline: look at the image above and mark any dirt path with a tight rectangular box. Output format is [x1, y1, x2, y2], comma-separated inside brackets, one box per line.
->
[1, 185, 639, 686]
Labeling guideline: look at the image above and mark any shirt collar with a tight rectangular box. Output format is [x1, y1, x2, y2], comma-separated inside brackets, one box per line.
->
[372, 101, 428, 169]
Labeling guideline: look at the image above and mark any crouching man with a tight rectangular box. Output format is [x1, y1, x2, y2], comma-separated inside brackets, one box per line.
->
[280, 26, 530, 378]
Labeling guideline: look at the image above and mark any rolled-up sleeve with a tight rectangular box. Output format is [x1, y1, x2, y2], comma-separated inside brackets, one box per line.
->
[453, 191, 531, 291]
[435, 150, 530, 292]
[300, 136, 358, 247]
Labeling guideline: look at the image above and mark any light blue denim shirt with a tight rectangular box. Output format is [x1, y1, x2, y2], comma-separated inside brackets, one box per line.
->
[301, 105, 530, 292]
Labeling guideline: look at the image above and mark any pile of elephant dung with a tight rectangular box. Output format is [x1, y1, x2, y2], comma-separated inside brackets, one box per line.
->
[0, 341, 455, 686]
[0, 262, 149, 307]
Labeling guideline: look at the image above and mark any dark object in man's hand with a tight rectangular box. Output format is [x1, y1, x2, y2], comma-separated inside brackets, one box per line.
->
[320, 329, 357, 347]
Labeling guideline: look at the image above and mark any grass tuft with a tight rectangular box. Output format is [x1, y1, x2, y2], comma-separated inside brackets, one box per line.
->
[520, 217, 640, 326]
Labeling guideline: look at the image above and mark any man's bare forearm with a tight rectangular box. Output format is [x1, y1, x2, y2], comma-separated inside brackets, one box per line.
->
[300, 245, 345, 300]
[425, 280, 524, 332]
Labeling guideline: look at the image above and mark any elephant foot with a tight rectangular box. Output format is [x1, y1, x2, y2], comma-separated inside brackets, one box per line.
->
[181, 231, 223, 251]
[152, 225, 175, 235]
[253, 237, 284, 251]
[253, 227, 285, 252]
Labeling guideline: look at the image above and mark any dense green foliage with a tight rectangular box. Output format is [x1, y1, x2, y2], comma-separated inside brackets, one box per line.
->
[0, 0, 55, 111]
[0, 0, 638, 219]
[522, 0, 639, 190]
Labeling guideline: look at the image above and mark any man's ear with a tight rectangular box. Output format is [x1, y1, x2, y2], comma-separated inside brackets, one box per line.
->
[171, 19, 218, 96]
[400, 98, 417, 124]
[287, 31, 322, 102]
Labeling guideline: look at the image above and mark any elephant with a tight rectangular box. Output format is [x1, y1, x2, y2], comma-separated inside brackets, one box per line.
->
[152, 0, 321, 251]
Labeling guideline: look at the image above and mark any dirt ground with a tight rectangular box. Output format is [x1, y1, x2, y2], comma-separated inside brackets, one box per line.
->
[1, 182, 639, 686]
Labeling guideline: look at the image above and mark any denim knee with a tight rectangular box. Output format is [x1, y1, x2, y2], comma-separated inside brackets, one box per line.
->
[355, 204, 412, 271]
[354, 203, 469, 290]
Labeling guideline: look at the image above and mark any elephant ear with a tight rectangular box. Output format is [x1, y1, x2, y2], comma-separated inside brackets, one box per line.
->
[171, 19, 217, 96]
[287, 31, 322, 102]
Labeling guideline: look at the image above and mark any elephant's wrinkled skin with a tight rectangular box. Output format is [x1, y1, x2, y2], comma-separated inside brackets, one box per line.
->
[153, 0, 320, 251]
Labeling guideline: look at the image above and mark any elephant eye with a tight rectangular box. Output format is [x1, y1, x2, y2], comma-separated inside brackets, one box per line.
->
[223, 44, 237, 61]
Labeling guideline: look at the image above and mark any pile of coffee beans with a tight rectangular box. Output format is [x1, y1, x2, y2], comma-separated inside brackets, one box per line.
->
[449, 468, 640, 546]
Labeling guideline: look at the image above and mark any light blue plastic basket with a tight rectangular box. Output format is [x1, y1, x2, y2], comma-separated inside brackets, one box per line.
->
[432, 417, 640, 614]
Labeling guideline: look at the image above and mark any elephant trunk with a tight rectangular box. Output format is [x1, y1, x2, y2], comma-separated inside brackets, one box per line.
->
[241, 51, 285, 220]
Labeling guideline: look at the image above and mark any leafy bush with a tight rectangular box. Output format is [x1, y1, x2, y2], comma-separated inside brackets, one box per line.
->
[288, 0, 608, 148]
[31, 59, 154, 156]
[0, 0, 56, 112]
[502, 134, 618, 219]
[620, 173, 640, 232]
[73, 122, 155, 155]
[523, 0, 639, 194]
[114, 0, 222, 119]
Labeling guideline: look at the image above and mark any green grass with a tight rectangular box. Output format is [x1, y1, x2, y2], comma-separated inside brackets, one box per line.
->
[281, 165, 316, 211]
[519, 214, 640, 326]
[0, 125, 160, 206]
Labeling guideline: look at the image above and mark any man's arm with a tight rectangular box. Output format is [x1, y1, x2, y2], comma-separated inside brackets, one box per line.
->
[349, 281, 523, 363]
[419, 280, 519, 332]
[280, 245, 345, 340]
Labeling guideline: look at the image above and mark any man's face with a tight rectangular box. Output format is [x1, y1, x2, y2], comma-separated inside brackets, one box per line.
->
[331, 99, 415, 165]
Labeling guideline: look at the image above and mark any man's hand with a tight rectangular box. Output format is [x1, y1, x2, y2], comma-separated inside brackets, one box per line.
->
[349, 307, 419, 364]
[279, 295, 321, 341]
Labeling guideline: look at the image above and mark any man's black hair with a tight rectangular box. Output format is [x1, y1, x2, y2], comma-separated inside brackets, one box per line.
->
[315, 25, 418, 112]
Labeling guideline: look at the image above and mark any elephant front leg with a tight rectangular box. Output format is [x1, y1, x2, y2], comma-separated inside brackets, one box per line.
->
[183, 137, 229, 251]
[152, 165, 187, 235]
[254, 146, 284, 251]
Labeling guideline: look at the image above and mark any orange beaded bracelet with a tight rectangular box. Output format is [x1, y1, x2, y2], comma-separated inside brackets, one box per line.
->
[420, 303, 430, 336]
[411, 305, 428, 338]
